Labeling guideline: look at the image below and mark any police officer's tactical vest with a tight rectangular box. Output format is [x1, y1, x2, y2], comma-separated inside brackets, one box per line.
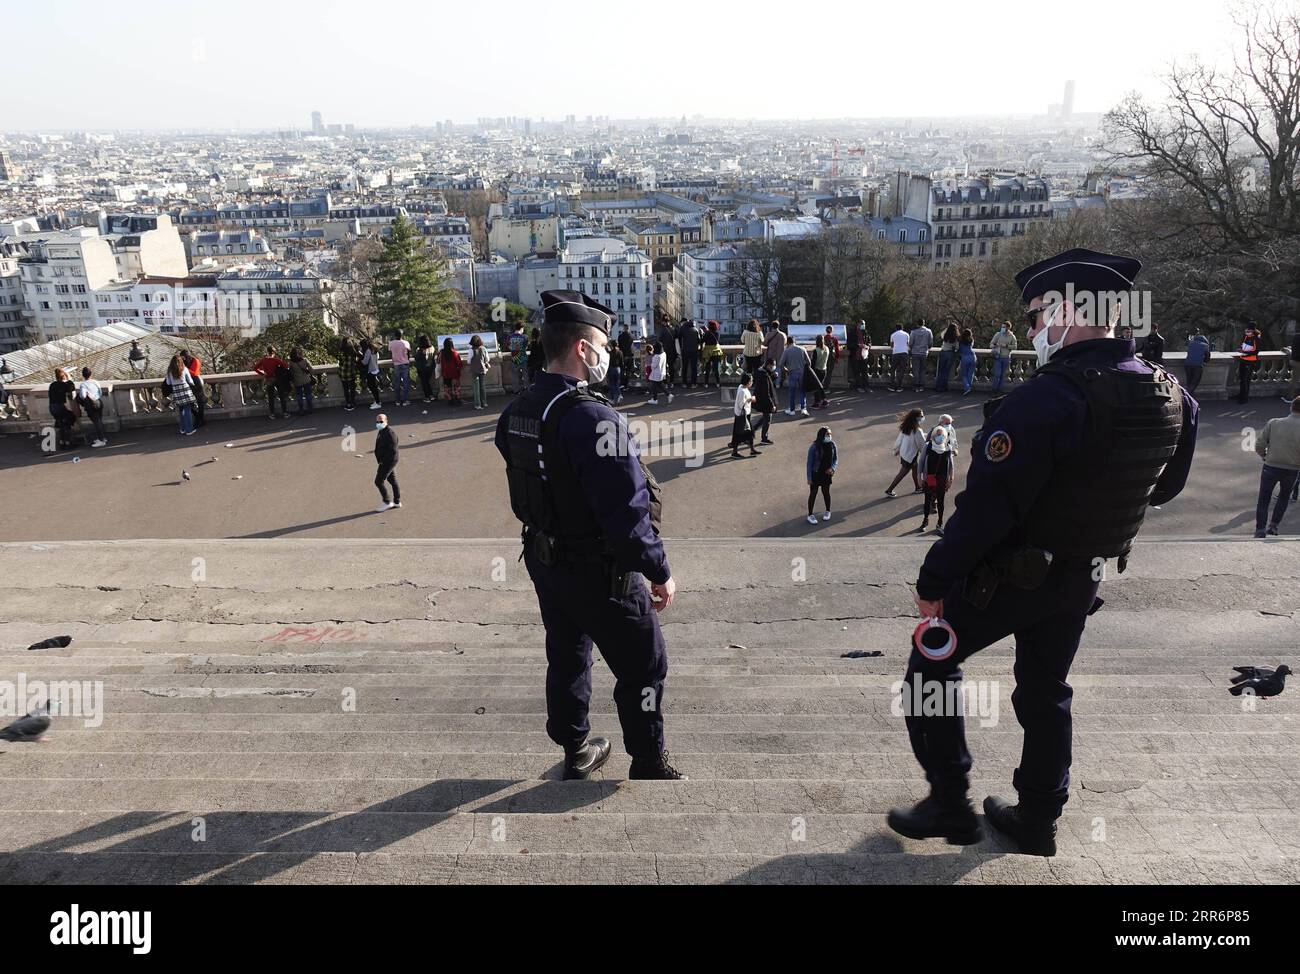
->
[504, 385, 662, 550]
[1019, 357, 1183, 560]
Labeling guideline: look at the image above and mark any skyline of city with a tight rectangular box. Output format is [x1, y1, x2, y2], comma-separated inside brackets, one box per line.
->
[4, 0, 1240, 130]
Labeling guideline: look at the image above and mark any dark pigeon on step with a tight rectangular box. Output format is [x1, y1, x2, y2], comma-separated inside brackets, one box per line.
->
[27, 635, 72, 651]
[1, 701, 51, 741]
[1228, 664, 1291, 697]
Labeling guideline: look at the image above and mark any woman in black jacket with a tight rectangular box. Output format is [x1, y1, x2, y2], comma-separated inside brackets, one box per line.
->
[752, 358, 778, 445]
[48, 367, 77, 449]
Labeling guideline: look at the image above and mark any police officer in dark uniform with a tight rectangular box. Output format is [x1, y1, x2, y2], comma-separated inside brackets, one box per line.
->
[496, 290, 684, 781]
[887, 249, 1199, 855]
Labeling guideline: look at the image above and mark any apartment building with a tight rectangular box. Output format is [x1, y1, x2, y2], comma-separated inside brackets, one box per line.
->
[928, 173, 1050, 268]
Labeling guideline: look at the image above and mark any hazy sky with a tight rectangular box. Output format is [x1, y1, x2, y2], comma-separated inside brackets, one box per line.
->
[6, 0, 1243, 130]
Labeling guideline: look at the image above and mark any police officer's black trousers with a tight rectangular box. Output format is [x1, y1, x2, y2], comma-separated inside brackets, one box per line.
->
[524, 550, 668, 761]
[903, 559, 1100, 820]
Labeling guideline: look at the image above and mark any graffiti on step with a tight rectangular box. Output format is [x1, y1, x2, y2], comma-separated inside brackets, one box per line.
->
[261, 625, 361, 644]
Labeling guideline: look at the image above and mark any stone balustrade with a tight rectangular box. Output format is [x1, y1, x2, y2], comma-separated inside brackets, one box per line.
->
[0, 347, 1291, 434]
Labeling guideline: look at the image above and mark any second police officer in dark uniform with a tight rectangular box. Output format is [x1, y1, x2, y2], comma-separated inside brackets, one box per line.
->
[887, 249, 1199, 855]
[496, 290, 685, 781]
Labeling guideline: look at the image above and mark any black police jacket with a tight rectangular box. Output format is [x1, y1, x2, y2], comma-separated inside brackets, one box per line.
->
[916, 338, 1198, 600]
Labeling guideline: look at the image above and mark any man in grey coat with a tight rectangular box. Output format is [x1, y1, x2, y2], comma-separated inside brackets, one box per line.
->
[908, 319, 934, 392]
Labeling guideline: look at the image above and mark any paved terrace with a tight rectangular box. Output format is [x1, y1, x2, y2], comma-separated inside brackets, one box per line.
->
[0, 383, 1293, 540]
[0, 538, 1296, 884]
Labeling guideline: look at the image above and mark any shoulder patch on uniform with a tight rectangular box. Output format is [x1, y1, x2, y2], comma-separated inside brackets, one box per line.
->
[984, 430, 1013, 463]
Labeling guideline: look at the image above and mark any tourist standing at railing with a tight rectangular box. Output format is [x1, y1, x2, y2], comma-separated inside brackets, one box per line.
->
[657, 318, 679, 390]
[507, 322, 529, 394]
[388, 329, 412, 407]
[0, 358, 12, 418]
[289, 347, 315, 416]
[740, 319, 764, 377]
[677, 318, 701, 387]
[1140, 323, 1165, 365]
[889, 324, 910, 392]
[989, 321, 1017, 393]
[526, 327, 545, 384]
[181, 350, 205, 428]
[935, 323, 959, 394]
[729, 372, 760, 459]
[959, 328, 978, 395]
[753, 359, 777, 445]
[824, 325, 841, 388]
[164, 353, 198, 436]
[76, 366, 108, 448]
[646, 341, 672, 405]
[336, 337, 359, 411]
[846, 321, 868, 392]
[1286, 332, 1299, 403]
[765, 320, 787, 387]
[909, 318, 933, 392]
[1253, 396, 1300, 537]
[1235, 324, 1261, 404]
[360, 339, 382, 410]
[413, 334, 435, 404]
[805, 426, 837, 524]
[810, 334, 831, 409]
[607, 343, 624, 405]
[469, 335, 490, 410]
[701, 320, 723, 388]
[253, 345, 290, 419]
[48, 368, 78, 450]
[886, 407, 926, 497]
[440, 337, 464, 407]
[780, 340, 810, 417]
[1183, 331, 1210, 394]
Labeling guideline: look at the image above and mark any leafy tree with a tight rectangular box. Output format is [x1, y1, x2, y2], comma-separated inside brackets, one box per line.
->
[370, 214, 460, 340]
[227, 313, 340, 370]
[861, 282, 904, 342]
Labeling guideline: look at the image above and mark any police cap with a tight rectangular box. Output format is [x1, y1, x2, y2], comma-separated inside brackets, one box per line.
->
[541, 290, 614, 337]
[1015, 248, 1142, 304]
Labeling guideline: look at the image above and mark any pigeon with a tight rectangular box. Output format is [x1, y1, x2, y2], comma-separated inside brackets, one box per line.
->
[1228, 664, 1291, 697]
[1, 701, 51, 741]
[27, 635, 73, 651]
[182, 469, 190, 481]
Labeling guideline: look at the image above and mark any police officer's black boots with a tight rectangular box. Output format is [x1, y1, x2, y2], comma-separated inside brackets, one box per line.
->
[886, 788, 982, 845]
[562, 736, 612, 781]
[982, 795, 1058, 857]
[628, 751, 686, 780]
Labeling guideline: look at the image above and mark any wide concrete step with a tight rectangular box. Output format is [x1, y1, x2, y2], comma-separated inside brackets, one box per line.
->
[2, 850, 1296, 885]
[1, 538, 1296, 885]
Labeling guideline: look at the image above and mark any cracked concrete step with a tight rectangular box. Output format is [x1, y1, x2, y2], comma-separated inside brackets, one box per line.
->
[8, 574, 1297, 622]
[32, 711, 1300, 740]
[1, 809, 1296, 859]
[2, 610, 1296, 650]
[1, 776, 1295, 815]
[1, 750, 1294, 782]
[8, 670, 1286, 693]
[1, 849, 1296, 885]
[0, 655, 1280, 677]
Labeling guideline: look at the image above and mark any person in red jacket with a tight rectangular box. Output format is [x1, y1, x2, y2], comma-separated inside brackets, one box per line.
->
[439, 337, 464, 406]
[181, 349, 205, 427]
[252, 345, 290, 419]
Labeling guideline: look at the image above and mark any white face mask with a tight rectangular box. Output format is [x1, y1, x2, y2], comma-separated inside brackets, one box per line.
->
[582, 339, 610, 384]
[1031, 302, 1070, 366]
[375, 422, 386, 430]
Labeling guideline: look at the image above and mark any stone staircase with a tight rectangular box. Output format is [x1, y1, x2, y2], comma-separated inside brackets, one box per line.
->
[0, 538, 1296, 885]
